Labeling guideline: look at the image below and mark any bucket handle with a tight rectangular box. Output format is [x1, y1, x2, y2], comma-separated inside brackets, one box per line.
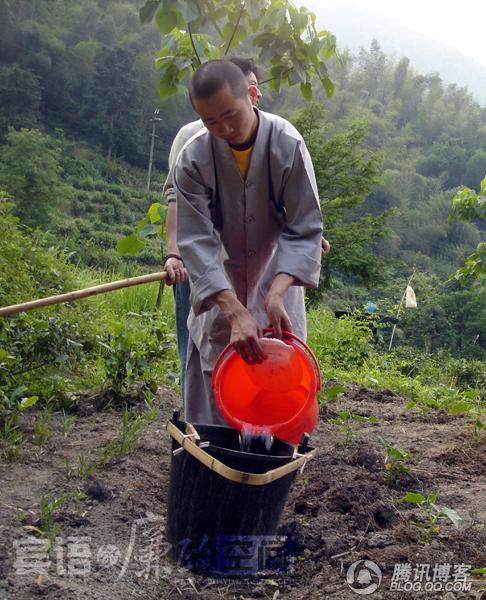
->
[167, 420, 315, 486]
[263, 328, 322, 390]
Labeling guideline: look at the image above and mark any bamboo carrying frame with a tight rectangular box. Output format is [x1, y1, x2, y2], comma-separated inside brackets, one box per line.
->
[166, 419, 315, 487]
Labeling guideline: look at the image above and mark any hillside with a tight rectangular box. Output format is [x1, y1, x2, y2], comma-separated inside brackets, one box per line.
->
[304, 0, 486, 105]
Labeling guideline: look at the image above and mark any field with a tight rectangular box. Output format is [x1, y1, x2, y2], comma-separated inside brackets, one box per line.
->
[0, 383, 484, 599]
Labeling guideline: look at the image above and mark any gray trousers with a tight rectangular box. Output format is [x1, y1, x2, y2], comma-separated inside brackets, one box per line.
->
[183, 339, 227, 426]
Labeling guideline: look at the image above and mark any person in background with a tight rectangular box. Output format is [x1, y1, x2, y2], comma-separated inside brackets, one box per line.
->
[174, 59, 324, 425]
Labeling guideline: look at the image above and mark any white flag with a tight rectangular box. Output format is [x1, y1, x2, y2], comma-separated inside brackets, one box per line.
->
[405, 285, 417, 308]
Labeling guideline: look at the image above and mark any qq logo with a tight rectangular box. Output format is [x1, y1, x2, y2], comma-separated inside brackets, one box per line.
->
[346, 560, 382, 595]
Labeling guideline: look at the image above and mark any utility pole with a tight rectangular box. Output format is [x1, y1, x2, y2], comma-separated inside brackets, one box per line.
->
[146, 108, 163, 192]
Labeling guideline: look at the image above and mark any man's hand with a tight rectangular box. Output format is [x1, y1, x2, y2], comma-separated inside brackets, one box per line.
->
[264, 273, 295, 339]
[164, 257, 188, 286]
[214, 290, 266, 364]
[322, 236, 331, 257]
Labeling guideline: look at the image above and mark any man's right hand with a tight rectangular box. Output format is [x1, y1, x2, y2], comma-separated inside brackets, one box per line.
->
[164, 257, 188, 286]
[215, 290, 267, 364]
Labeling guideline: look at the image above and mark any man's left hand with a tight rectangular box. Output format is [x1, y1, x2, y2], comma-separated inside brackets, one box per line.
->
[265, 291, 293, 339]
[265, 273, 296, 339]
[322, 237, 331, 257]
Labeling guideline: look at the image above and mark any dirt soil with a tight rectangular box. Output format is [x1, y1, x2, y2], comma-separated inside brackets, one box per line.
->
[0, 384, 485, 600]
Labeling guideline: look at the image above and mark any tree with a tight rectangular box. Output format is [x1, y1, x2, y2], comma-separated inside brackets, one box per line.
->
[291, 103, 393, 292]
[0, 65, 41, 137]
[448, 175, 486, 289]
[139, 0, 337, 100]
[0, 128, 69, 226]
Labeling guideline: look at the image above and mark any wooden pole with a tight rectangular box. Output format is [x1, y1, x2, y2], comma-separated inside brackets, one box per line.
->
[388, 270, 415, 351]
[146, 118, 156, 193]
[0, 271, 168, 318]
[146, 109, 162, 193]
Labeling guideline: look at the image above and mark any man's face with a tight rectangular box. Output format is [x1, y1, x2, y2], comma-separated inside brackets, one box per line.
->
[193, 83, 258, 146]
[248, 71, 262, 107]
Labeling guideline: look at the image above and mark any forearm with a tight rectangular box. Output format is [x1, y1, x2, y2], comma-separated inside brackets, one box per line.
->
[213, 289, 248, 323]
[165, 201, 179, 255]
[268, 273, 297, 297]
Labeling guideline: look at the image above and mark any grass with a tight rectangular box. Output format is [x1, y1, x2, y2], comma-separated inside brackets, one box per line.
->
[307, 304, 485, 445]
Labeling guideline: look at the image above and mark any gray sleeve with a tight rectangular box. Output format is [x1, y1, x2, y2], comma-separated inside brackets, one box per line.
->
[163, 122, 203, 203]
[175, 158, 231, 315]
[275, 140, 323, 288]
[162, 135, 181, 203]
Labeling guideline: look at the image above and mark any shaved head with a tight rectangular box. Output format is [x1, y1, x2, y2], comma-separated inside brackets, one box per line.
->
[189, 60, 249, 103]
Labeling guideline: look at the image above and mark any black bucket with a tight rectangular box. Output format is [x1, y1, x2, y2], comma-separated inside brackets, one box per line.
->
[165, 413, 314, 575]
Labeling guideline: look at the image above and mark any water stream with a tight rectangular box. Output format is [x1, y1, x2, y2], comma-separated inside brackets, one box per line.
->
[239, 423, 274, 454]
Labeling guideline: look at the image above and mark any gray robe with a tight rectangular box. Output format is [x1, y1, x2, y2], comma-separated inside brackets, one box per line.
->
[174, 108, 323, 424]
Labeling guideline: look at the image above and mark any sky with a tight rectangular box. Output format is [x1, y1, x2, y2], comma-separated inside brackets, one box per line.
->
[301, 0, 486, 69]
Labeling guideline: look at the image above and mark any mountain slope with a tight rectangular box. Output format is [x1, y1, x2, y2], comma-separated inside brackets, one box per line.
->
[303, 0, 486, 105]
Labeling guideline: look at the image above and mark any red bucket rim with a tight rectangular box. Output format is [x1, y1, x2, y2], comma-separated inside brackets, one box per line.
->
[212, 330, 321, 435]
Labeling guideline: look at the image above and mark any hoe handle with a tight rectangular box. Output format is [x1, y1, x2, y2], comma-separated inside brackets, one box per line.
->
[0, 271, 168, 317]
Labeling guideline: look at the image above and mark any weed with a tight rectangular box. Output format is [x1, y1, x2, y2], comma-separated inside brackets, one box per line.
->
[329, 410, 378, 446]
[98, 404, 158, 464]
[1, 423, 25, 461]
[378, 436, 411, 484]
[38, 494, 67, 549]
[33, 409, 52, 448]
[0, 390, 38, 460]
[98, 329, 150, 397]
[445, 395, 485, 446]
[401, 491, 462, 543]
[64, 458, 74, 483]
[72, 488, 88, 502]
[320, 385, 346, 408]
[60, 411, 77, 438]
[77, 454, 97, 481]
[470, 414, 485, 445]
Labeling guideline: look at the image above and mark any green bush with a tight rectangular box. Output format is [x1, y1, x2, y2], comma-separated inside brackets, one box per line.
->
[0, 201, 76, 305]
[449, 358, 486, 395]
[306, 306, 374, 374]
[77, 176, 96, 191]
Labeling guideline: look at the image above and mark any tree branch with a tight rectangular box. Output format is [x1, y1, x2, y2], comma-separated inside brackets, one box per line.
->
[188, 24, 202, 65]
[223, 4, 244, 57]
[259, 67, 294, 86]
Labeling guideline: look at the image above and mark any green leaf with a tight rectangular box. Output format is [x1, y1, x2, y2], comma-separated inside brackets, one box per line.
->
[401, 492, 425, 505]
[447, 401, 472, 415]
[116, 234, 146, 256]
[155, 55, 176, 70]
[300, 81, 313, 101]
[326, 385, 346, 401]
[245, 0, 263, 20]
[148, 202, 163, 224]
[177, 0, 200, 23]
[438, 505, 462, 528]
[11, 385, 28, 401]
[159, 82, 178, 100]
[139, 0, 161, 24]
[470, 567, 486, 574]
[155, 8, 179, 34]
[288, 69, 302, 86]
[20, 396, 39, 410]
[138, 223, 160, 238]
[322, 77, 335, 97]
[159, 66, 179, 99]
